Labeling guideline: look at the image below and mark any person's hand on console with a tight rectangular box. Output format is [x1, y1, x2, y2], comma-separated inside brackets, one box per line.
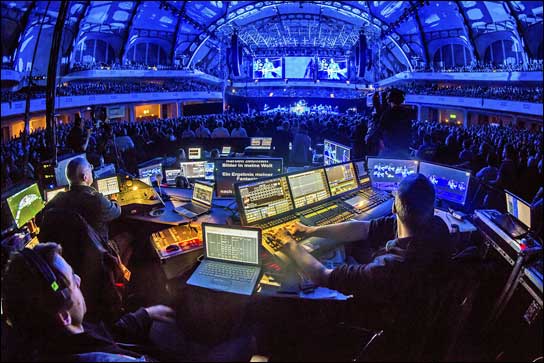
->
[288, 222, 315, 239]
[144, 305, 176, 324]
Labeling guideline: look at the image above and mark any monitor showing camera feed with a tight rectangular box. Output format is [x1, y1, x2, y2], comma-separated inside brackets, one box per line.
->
[253, 57, 282, 79]
[215, 158, 283, 198]
[165, 168, 182, 185]
[44, 186, 67, 203]
[324, 139, 351, 165]
[317, 57, 348, 80]
[7, 183, 44, 228]
[249, 137, 273, 150]
[353, 160, 370, 186]
[55, 153, 87, 187]
[284, 56, 315, 79]
[205, 162, 215, 181]
[287, 168, 331, 209]
[367, 158, 419, 192]
[180, 161, 206, 179]
[138, 163, 162, 182]
[236, 176, 294, 225]
[505, 190, 532, 229]
[419, 162, 471, 206]
[325, 163, 358, 196]
[188, 147, 202, 160]
[96, 176, 120, 196]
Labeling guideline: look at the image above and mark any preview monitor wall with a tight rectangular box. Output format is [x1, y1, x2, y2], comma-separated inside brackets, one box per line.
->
[55, 153, 87, 187]
[253, 57, 282, 79]
[367, 158, 419, 192]
[6, 183, 45, 228]
[324, 139, 351, 165]
[215, 158, 284, 198]
[284, 56, 315, 79]
[317, 57, 348, 80]
[419, 162, 471, 206]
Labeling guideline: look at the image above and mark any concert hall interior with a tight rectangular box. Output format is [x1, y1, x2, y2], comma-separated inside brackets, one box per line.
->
[1, 1, 543, 362]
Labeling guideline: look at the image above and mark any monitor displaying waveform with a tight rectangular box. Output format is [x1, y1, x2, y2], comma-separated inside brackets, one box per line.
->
[419, 162, 471, 206]
[367, 158, 419, 192]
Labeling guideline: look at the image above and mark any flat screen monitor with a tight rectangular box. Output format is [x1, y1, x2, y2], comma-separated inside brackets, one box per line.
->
[317, 57, 348, 80]
[215, 158, 283, 198]
[165, 168, 181, 185]
[203, 224, 260, 265]
[253, 57, 282, 79]
[505, 190, 532, 229]
[188, 147, 202, 160]
[287, 168, 331, 209]
[249, 137, 273, 150]
[325, 162, 359, 196]
[205, 162, 215, 181]
[221, 146, 232, 155]
[44, 186, 67, 203]
[284, 56, 315, 79]
[367, 158, 419, 192]
[138, 163, 162, 182]
[6, 183, 45, 228]
[180, 161, 206, 179]
[235, 176, 295, 225]
[353, 160, 370, 186]
[324, 139, 351, 165]
[96, 176, 120, 196]
[419, 162, 471, 206]
[55, 153, 87, 187]
[138, 176, 152, 186]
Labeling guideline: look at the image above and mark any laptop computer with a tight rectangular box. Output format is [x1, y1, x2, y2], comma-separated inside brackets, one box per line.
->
[220, 146, 232, 157]
[187, 223, 262, 296]
[489, 190, 532, 239]
[173, 181, 214, 218]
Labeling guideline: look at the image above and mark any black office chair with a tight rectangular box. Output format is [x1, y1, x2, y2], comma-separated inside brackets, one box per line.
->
[38, 208, 126, 323]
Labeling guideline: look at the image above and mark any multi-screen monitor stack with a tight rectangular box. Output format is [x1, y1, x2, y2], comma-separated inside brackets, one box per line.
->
[253, 56, 348, 80]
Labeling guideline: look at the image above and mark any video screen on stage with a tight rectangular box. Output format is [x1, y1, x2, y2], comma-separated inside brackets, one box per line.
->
[317, 57, 348, 80]
[253, 57, 282, 79]
[215, 158, 283, 198]
[419, 162, 471, 206]
[284, 57, 315, 79]
[367, 158, 419, 192]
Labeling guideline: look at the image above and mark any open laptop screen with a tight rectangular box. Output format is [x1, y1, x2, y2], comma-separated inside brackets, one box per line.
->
[505, 190, 532, 229]
[204, 224, 260, 265]
[193, 182, 214, 206]
[96, 176, 120, 196]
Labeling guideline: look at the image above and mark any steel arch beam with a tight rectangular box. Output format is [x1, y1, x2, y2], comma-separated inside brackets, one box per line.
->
[504, 1, 533, 59]
[119, 0, 141, 62]
[454, 0, 481, 62]
[171, 1, 187, 63]
[65, 1, 91, 62]
[410, 1, 430, 65]
[8, 1, 37, 63]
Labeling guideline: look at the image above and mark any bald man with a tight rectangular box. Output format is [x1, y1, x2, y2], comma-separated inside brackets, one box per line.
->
[45, 157, 121, 242]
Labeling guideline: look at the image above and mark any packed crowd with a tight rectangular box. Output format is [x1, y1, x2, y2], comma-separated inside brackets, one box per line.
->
[397, 83, 543, 103]
[69, 61, 223, 78]
[232, 86, 367, 99]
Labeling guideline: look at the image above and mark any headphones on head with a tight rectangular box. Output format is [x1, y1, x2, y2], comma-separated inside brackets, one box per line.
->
[20, 248, 71, 307]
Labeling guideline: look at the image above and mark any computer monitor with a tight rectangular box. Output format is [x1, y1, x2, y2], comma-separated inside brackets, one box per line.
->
[325, 162, 359, 196]
[367, 158, 419, 192]
[203, 224, 260, 265]
[323, 139, 351, 166]
[55, 153, 87, 186]
[235, 176, 295, 225]
[221, 146, 232, 155]
[95, 176, 120, 196]
[6, 183, 45, 228]
[165, 168, 182, 185]
[44, 186, 67, 203]
[249, 137, 273, 150]
[138, 163, 163, 182]
[505, 190, 532, 229]
[419, 162, 471, 206]
[180, 161, 206, 179]
[205, 161, 215, 181]
[353, 160, 370, 186]
[138, 176, 152, 186]
[193, 181, 214, 206]
[287, 168, 331, 209]
[188, 147, 202, 160]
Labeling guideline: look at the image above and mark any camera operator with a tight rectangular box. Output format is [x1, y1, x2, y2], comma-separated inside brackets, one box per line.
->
[67, 113, 92, 153]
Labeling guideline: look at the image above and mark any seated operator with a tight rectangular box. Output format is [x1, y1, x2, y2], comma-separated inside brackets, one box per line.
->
[278, 174, 454, 335]
[2, 243, 176, 362]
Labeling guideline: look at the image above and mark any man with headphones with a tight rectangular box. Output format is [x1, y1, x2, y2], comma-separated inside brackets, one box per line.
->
[2, 243, 176, 362]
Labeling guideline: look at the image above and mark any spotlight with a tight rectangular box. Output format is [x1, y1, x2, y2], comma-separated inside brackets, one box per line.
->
[346, 80, 350, 85]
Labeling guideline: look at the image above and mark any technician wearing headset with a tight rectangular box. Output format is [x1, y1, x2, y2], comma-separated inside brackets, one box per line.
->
[2, 243, 175, 362]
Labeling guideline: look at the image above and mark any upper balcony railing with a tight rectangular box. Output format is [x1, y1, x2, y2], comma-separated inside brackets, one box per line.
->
[377, 70, 543, 86]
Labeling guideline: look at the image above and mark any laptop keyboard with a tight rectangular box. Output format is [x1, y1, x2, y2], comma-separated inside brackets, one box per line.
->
[198, 262, 255, 282]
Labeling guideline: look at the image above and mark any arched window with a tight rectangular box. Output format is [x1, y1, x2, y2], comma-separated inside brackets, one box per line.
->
[126, 42, 170, 66]
[75, 39, 115, 64]
[484, 39, 522, 65]
[432, 44, 472, 69]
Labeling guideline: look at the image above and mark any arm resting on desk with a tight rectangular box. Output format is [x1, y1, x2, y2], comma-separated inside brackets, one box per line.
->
[299, 220, 371, 244]
[283, 241, 332, 287]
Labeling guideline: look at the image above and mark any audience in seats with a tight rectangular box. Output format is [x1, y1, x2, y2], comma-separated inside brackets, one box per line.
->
[211, 121, 230, 138]
[230, 121, 248, 137]
[291, 123, 312, 165]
